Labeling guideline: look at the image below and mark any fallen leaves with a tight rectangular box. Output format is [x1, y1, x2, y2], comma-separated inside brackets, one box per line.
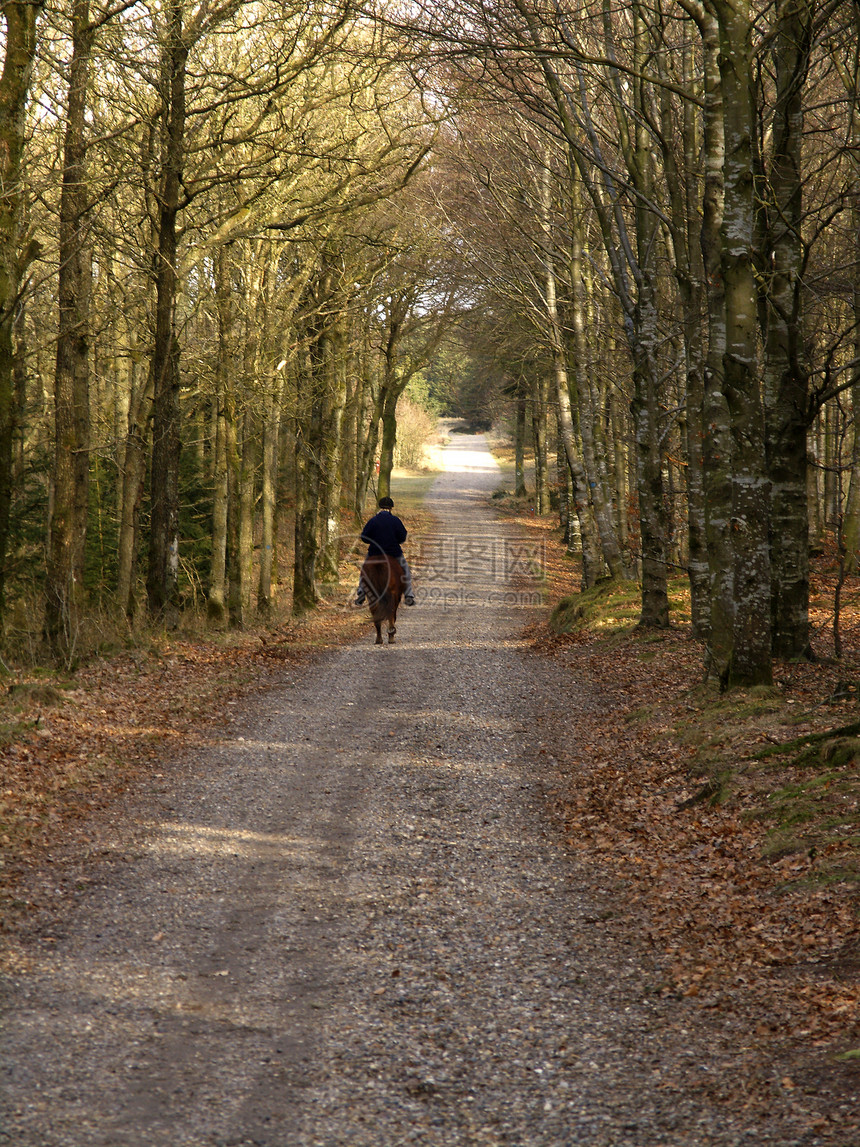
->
[526, 533, 860, 1065]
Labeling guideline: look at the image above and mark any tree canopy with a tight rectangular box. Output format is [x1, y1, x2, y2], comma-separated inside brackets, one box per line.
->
[0, 0, 858, 686]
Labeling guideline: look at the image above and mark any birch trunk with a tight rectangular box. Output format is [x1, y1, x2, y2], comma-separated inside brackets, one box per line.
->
[610, 389, 629, 559]
[657, 21, 710, 637]
[685, 1, 736, 678]
[630, 9, 669, 627]
[526, 0, 669, 619]
[541, 172, 603, 583]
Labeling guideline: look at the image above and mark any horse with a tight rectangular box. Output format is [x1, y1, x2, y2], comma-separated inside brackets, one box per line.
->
[360, 555, 403, 645]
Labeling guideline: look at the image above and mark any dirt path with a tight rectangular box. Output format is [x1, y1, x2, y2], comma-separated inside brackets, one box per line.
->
[0, 435, 842, 1145]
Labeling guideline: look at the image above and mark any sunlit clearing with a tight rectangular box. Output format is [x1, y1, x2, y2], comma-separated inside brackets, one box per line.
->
[441, 448, 499, 473]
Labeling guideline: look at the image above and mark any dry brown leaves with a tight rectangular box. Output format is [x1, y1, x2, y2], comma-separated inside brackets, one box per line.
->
[518, 517, 860, 1064]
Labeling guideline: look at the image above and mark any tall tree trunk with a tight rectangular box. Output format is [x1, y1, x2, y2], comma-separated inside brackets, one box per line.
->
[541, 171, 604, 583]
[629, 8, 670, 628]
[610, 388, 629, 561]
[514, 388, 528, 497]
[12, 300, 26, 486]
[807, 423, 824, 551]
[210, 243, 235, 622]
[208, 403, 228, 623]
[532, 371, 550, 514]
[823, 399, 838, 526]
[341, 338, 360, 521]
[45, 0, 94, 655]
[715, 0, 773, 687]
[230, 407, 255, 626]
[842, 212, 860, 568]
[146, 0, 187, 624]
[292, 384, 323, 615]
[0, 0, 41, 618]
[760, 0, 813, 659]
[522, 0, 668, 616]
[230, 252, 265, 626]
[556, 369, 603, 587]
[376, 297, 409, 501]
[377, 383, 398, 502]
[568, 179, 624, 578]
[658, 20, 710, 637]
[257, 365, 284, 615]
[835, 28, 860, 572]
[116, 376, 152, 618]
[318, 322, 347, 584]
[225, 398, 242, 623]
[355, 330, 382, 518]
[685, 3, 736, 679]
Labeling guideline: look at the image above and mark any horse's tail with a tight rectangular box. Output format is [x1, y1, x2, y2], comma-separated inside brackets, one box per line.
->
[369, 589, 390, 624]
[363, 555, 402, 619]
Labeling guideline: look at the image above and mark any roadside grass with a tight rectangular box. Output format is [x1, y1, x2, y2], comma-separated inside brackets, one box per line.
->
[388, 467, 439, 510]
[549, 578, 642, 635]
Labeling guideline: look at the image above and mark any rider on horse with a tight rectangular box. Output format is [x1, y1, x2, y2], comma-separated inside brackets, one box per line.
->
[355, 496, 416, 606]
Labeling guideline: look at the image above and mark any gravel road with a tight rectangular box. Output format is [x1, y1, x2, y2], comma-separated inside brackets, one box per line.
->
[0, 433, 851, 1146]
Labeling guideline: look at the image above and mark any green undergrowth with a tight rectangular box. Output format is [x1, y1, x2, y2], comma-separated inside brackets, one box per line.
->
[387, 468, 439, 509]
[675, 685, 860, 889]
[549, 574, 692, 639]
[549, 577, 642, 635]
[753, 729, 860, 883]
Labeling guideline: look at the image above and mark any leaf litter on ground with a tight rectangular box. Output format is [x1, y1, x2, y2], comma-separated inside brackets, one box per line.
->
[500, 502, 859, 1060]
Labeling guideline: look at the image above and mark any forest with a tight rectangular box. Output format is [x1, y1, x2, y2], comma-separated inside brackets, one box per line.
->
[0, 0, 858, 691]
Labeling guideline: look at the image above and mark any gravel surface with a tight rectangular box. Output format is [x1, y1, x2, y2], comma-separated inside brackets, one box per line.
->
[0, 433, 853, 1145]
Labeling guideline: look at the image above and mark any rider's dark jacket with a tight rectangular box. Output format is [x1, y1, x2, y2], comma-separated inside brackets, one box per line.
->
[361, 510, 407, 558]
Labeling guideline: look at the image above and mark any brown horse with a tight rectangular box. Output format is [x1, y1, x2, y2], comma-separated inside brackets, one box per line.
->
[360, 555, 403, 644]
